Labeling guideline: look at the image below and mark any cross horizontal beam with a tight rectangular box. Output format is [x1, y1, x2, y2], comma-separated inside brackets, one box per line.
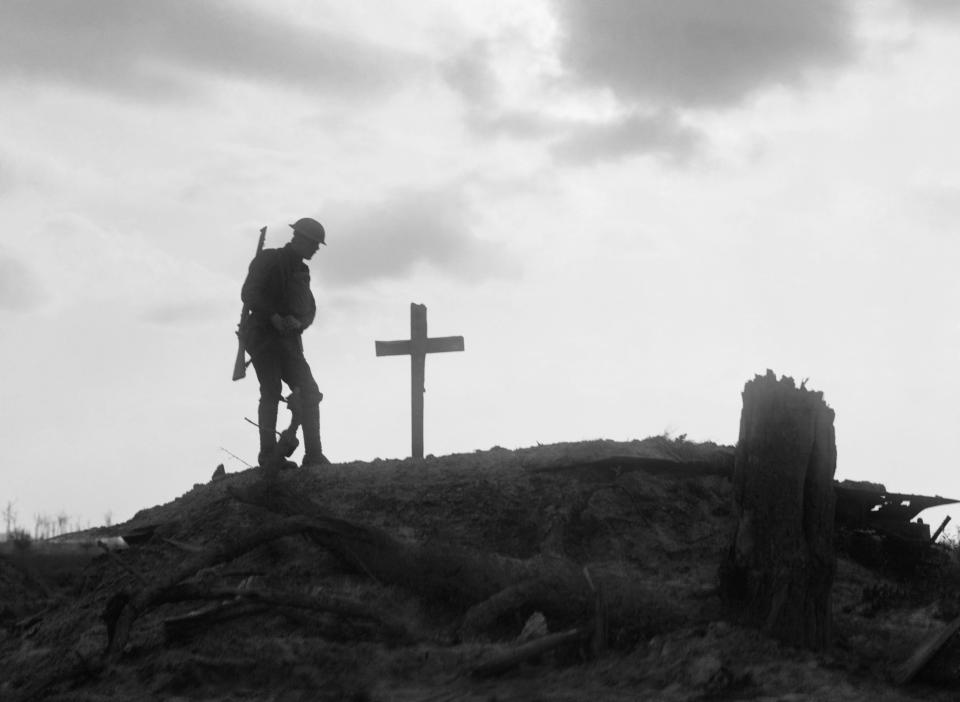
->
[375, 336, 464, 357]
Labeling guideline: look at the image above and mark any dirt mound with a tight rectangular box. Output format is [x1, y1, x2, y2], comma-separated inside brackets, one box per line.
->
[1, 437, 958, 701]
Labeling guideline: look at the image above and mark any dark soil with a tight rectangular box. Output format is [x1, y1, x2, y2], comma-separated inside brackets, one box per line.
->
[2, 436, 959, 701]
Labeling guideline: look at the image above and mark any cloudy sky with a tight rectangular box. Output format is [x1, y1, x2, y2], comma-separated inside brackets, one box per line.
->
[2, 1, 959, 531]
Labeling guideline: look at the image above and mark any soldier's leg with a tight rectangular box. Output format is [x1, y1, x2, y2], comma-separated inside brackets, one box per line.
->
[251, 350, 283, 467]
[281, 342, 327, 466]
[298, 381, 326, 466]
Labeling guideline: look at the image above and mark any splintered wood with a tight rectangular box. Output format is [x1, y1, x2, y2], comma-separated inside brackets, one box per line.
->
[720, 370, 837, 651]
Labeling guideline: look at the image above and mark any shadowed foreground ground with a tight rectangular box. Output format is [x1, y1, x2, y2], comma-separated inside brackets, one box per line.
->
[2, 436, 960, 701]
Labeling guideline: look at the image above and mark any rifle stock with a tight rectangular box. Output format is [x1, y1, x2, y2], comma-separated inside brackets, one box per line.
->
[232, 226, 268, 381]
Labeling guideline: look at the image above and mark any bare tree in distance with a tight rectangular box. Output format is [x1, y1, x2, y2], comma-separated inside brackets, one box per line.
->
[26, 511, 95, 540]
[3, 500, 17, 538]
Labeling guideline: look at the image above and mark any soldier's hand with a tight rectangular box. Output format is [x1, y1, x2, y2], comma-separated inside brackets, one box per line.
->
[271, 313, 302, 333]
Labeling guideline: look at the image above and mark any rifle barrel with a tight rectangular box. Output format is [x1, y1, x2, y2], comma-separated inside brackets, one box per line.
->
[232, 226, 268, 381]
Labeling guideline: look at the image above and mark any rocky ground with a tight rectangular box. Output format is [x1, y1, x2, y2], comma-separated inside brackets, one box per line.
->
[2, 436, 960, 701]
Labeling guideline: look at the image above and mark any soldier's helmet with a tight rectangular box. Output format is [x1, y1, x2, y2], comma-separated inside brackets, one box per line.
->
[289, 217, 326, 245]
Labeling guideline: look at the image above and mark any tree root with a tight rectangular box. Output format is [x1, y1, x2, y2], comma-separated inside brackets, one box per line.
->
[100, 508, 415, 663]
[75, 470, 691, 700]
[230, 476, 689, 642]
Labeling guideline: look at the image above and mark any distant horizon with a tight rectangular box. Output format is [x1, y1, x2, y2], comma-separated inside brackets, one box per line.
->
[4, 425, 960, 543]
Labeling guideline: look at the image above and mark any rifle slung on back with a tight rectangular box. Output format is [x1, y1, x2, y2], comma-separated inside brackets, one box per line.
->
[232, 226, 267, 381]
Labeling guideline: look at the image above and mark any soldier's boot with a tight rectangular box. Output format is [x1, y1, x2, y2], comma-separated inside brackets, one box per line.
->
[300, 396, 330, 468]
[256, 401, 279, 469]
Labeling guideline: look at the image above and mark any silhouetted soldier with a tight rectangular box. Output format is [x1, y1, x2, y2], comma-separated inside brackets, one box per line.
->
[240, 217, 329, 469]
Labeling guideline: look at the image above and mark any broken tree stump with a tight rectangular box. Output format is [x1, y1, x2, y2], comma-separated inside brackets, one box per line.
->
[720, 370, 837, 650]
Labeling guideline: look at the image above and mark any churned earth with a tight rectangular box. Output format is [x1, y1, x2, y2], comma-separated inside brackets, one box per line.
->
[2, 436, 959, 701]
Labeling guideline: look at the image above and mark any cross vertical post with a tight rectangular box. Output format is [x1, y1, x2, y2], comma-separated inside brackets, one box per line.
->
[410, 303, 427, 459]
[376, 303, 464, 459]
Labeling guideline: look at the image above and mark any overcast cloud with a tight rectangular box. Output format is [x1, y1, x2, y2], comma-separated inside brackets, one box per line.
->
[904, 0, 960, 18]
[19, 212, 233, 328]
[318, 187, 521, 287]
[0, 0, 420, 100]
[443, 0, 858, 165]
[554, 0, 855, 107]
[140, 300, 232, 326]
[0, 254, 48, 312]
[552, 110, 703, 166]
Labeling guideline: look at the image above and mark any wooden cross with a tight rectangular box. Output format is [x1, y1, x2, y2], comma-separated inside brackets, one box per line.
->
[376, 303, 464, 459]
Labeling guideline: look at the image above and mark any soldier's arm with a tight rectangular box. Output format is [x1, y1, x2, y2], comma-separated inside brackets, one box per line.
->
[298, 290, 316, 330]
[289, 268, 316, 330]
[300, 307, 316, 330]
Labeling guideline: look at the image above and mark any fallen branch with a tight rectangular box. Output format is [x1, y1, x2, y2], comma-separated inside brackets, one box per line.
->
[164, 600, 268, 642]
[894, 613, 960, 685]
[472, 626, 591, 677]
[103, 515, 314, 661]
[100, 509, 422, 662]
[156, 583, 412, 641]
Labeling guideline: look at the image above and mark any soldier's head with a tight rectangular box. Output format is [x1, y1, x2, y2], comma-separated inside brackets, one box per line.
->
[289, 217, 325, 259]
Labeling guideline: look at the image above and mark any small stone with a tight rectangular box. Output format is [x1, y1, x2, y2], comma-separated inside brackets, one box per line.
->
[211, 464, 226, 481]
[517, 611, 548, 643]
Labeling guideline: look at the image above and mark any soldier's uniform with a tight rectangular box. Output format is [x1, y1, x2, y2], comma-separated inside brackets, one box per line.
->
[240, 231, 326, 468]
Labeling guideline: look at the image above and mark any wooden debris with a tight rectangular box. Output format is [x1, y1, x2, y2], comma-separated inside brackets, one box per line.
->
[931, 515, 952, 544]
[894, 613, 960, 685]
